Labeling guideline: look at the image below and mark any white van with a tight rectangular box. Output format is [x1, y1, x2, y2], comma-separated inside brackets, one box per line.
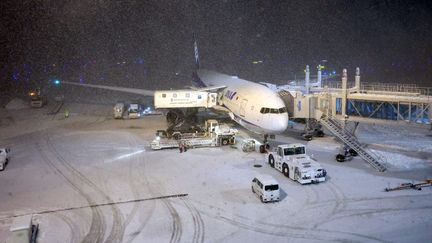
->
[128, 103, 140, 119]
[251, 175, 280, 203]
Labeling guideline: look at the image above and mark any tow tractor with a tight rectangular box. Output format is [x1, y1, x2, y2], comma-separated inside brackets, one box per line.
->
[28, 88, 47, 108]
[151, 119, 237, 150]
[266, 143, 326, 184]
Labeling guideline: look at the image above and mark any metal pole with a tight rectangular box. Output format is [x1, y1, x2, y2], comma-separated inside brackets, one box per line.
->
[355, 67, 360, 93]
[305, 65, 310, 94]
[341, 68, 347, 119]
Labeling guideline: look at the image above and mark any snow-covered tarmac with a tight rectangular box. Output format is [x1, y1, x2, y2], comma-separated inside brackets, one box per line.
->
[0, 100, 431, 242]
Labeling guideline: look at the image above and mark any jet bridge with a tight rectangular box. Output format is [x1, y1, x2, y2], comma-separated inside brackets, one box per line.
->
[154, 90, 217, 109]
[276, 65, 432, 171]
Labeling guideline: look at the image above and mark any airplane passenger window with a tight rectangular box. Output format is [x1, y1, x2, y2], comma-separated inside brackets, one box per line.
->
[279, 107, 287, 113]
[270, 108, 278, 113]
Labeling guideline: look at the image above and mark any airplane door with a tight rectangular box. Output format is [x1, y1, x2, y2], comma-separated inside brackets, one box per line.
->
[240, 99, 248, 117]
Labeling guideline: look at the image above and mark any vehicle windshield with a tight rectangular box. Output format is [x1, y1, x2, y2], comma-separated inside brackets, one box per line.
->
[265, 184, 279, 191]
[284, 146, 305, 155]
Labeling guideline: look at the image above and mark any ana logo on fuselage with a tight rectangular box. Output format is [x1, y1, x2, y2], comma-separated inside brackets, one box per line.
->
[225, 90, 237, 100]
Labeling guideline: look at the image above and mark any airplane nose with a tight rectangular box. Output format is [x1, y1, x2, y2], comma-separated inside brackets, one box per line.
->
[274, 113, 289, 132]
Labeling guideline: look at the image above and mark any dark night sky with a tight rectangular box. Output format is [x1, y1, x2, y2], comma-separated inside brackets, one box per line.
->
[1, 0, 432, 90]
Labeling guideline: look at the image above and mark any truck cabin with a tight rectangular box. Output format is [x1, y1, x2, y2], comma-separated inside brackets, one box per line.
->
[278, 145, 306, 157]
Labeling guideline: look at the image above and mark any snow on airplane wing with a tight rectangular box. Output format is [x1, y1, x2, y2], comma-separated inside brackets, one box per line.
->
[62, 81, 155, 96]
[194, 85, 226, 92]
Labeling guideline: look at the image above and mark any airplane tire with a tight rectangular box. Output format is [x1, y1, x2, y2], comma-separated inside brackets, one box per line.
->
[268, 155, 275, 168]
[283, 164, 289, 177]
[336, 154, 346, 162]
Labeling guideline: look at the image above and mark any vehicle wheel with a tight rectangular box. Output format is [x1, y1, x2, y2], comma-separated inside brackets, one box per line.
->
[173, 133, 181, 140]
[316, 130, 324, 137]
[283, 164, 289, 177]
[222, 138, 228, 145]
[349, 149, 358, 157]
[303, 134, 313, 141]
[260, 195, 264, 203]
[336, 154, 345, 162]
[251, 186, 255, 193]
[5, 158, 8, 165]
[268, 155, 275, 168]
[259, 145, 265, 153]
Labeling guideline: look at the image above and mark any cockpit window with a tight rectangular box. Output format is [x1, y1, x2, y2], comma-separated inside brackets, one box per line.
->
[260, 107, 287, 114]
[260, 108, 270, 114]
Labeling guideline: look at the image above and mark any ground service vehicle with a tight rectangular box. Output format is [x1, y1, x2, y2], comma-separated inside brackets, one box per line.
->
[128, 103, 140, 119]
[28, 88, 47, 108]
[266, 143, 326, 184]
[0, 148, 10, 171]
[151, 119, 237, 150]
[336, 145, 358, 162]
[113, 103, 125, 119]
[251, 175, 280, 203]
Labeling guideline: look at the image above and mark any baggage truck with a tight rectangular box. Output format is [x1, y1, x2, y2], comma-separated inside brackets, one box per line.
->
[151, 119, 237, 150]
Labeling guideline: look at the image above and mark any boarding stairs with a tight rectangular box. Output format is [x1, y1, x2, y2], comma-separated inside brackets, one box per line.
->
[319, 114, 387, 172]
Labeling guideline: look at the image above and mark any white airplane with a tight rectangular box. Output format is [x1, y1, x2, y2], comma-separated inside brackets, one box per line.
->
[62, 36, 289, 150]
[193, 69, 289, 134]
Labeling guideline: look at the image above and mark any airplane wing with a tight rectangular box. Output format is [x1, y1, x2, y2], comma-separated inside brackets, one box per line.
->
[62, 81, 155, 96]
[193, 85, 226, 92]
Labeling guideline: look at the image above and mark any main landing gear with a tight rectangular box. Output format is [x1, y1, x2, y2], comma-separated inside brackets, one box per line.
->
[259, 134, 271, 153]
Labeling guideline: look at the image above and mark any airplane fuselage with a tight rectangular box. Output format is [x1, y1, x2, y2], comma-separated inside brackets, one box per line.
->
[197, 69, 289, 134]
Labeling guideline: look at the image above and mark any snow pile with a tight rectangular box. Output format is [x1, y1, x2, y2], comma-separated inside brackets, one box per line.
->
[307, 137, 340, 152]
[357, 123, 432, 152]
[371, 149, 431, 170]
[5, 98, 28, 110]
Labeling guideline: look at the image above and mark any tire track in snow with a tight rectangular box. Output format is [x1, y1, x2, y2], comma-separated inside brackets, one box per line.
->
[37, 140, 106, 243]
[42, 132, 126, 242]
[123, 134, 156, 243]
[182, 198, 205, 243]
